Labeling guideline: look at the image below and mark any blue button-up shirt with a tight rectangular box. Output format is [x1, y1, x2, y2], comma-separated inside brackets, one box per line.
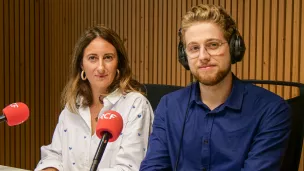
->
[140, 77, 291, 171]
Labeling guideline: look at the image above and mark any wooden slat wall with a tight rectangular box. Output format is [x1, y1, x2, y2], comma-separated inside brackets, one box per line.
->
[0, 0, 303, 170]
[0, 0, 52, 169]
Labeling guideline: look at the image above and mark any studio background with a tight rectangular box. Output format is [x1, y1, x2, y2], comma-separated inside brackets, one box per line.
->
[0, 0, 303, 170]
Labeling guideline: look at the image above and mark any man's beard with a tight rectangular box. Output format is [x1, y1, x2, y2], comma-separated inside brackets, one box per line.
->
[193, 65, 231, 86]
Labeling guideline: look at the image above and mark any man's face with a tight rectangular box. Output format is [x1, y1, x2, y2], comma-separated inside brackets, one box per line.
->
[184, 22, 231, 86]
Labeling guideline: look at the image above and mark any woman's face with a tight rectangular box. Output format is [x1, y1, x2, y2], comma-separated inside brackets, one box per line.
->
[81, 37, 119, 94]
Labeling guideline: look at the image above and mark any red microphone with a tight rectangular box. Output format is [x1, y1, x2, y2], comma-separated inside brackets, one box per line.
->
[96, 110, 123, 142]
[90, 110, 123, 171]
[1, 102, 30, 126]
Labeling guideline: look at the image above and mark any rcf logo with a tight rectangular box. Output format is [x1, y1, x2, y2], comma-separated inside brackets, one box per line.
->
[101, 113, 117, 119]
[10, 103, 19, 108]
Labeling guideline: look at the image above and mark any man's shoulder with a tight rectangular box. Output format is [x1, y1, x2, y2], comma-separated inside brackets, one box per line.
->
[162, 84, 192, 99]
[243, 82, 288, 106]
[154, 84, 193, 112]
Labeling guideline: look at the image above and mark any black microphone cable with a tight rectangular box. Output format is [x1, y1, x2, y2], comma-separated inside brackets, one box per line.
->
[174, 83, 193, 171]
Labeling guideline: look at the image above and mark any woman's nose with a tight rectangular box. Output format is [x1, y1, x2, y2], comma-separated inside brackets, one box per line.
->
[97, 59, 105, 73]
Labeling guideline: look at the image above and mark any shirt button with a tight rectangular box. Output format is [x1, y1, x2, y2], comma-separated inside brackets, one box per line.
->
[203, 139, 209, 144]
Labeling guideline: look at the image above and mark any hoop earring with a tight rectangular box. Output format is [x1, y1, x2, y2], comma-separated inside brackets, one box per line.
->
[116, 69, 120, 79]
[81, 70, 87, 80]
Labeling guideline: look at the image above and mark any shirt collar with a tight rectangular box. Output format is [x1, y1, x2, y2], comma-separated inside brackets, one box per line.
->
[103, 89, 123, 105]
[223, 75, 245, 110]
[77, 89, 123, 129]
[77, 88, 123, 108]
[190, 74, 245, 111]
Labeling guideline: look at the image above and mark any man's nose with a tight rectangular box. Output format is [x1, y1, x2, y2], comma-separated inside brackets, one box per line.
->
[198, 46, 211, 61]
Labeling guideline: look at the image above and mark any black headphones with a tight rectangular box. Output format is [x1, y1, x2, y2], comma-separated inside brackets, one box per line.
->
[178, 28, 246, 70]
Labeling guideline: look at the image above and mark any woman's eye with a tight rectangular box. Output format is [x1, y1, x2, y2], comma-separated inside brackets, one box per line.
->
[88, 56, 97, 61]
[104, 55, 113, 61]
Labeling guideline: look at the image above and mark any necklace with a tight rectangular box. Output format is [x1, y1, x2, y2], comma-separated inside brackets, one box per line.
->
[92, 95, 105, 123]
[90, 109, 100, 123]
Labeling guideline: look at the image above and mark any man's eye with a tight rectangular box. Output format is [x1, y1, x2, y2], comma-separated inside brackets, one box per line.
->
[206, 42, 220, 49]
[188, 46, 200, 52]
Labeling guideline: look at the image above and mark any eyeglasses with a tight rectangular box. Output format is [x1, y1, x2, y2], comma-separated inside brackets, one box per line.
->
[185, 40, 228, 59]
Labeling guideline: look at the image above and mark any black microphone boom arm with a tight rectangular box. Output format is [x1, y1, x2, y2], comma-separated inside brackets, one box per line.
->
[90, 132, 110, 171]
[0, 115, 6, 122]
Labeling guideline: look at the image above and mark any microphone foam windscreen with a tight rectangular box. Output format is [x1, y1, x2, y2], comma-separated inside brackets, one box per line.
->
[96, 110, 123, 142]
[2, 102, 30, 126]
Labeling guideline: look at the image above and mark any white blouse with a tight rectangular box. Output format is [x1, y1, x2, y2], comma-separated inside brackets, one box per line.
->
[35, 90, 154, 171]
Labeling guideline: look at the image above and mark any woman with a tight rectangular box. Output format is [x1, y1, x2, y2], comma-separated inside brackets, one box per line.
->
[35, 25, 154, 171]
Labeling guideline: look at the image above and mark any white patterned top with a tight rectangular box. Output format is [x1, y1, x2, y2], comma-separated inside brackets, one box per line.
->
[35, 89, 154, 171]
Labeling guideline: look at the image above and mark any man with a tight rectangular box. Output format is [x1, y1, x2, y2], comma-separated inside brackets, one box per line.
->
[140, 4, 290, 171]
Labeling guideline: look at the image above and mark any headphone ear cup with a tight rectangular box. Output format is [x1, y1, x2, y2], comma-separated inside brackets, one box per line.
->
[178, 41, 190, 70]
[229, 33, 246, 64]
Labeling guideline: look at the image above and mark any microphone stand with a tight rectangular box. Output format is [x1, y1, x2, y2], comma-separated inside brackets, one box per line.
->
[90, 132, 110, 171]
